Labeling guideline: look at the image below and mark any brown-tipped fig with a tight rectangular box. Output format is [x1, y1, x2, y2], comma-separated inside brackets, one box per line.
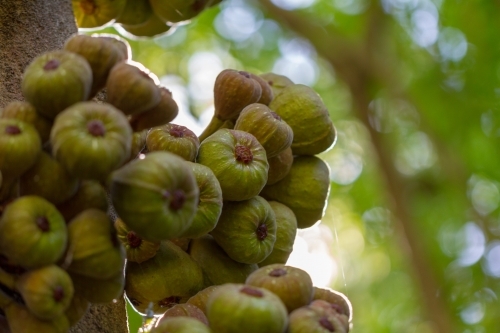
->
[0, 196, 67, 269]
[266, 146, 293, 185]
[115, 218, 160, 263]
[197, 129, 268, 201]
[309, 300, 350, 331]
[0, 101, 53, 143]
[250, 73, 274, 105]
[125, 241, 204, 315]
[4, 301, 70, 333]
[72, 0, 127, 28]
[130, 87, 179, 131]
[152, 317, 213, 333]
[260, 155, 331, 229]
[127, 128, 149, 162]
[110, 151, 199, 242]
[158, 303, 209, 326]
[15, 265, 74, 320]
[66, 209, 126, 279]
[234, 103, 293, 158]
[20, 151, 79, 205]
[288, 303, 348, 333]
[0, 118, 41, 180]
[106, 61, 162, 115]
[115, 0, 153, 25]
[64, 33, 126, 96]
[50, 101, 132, 181]
[146, 123, 200, 161]
[149, 0, 209, 23]
[312, 287, 352, 323]
[64, 293, 90, 327]
[210, 196, 276, 264]
[21, 50, 92, 119]
[97, 33, 132, 60]
[259, 72, 294, 97]
[70, 271, 125, 303]
[199, 69, 262, 141]
[245, 264, 313, 313]
[56, 180, 108, 222]
[206, 283, 288, 333]
[118, 11, 174, 39]
[186, 285, 221, 316]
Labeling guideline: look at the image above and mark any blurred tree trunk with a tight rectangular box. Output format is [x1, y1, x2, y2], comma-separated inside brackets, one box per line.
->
[0, 1, 129, 332]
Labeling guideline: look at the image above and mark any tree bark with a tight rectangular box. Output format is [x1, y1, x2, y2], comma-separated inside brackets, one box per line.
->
[0, 1, 129, 332]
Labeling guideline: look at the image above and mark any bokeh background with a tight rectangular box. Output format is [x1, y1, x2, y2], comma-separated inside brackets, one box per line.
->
[89, 0, 500, 332]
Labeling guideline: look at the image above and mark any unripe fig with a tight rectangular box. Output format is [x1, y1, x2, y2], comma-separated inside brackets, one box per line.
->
[115, 0, 153, 25]
[119, 12, 174, 39]
[146, 123, 200, 161]
[210, 196, 276, 264]
[98, 34, 132, 60]
[250, 73, 274, 105]
[0, 118, 41, 180]
[266, 146, 293, 185]
[130, 87, 179, 131]
[0, 196, 67, 268]
[72, 0, 127, 28]
[56, 180, 108, 222]
[4, 301, 70, 333]
[259, 72, 294, 97]
[288, 303, 347, 333]
[50, 101, 132, 181]
[245, 264, 313, 313]
[114, 218, 160, 263]
[260, 155, 330, 229]
[151, 317, 213, 333]
[70, 271, 125, 303]
[309, 300, 350, 331]
[21, 50, 92, 119]
[149, 0, 208, 23]
[0, 101, 53, 143]
[234, 103, 293, 158]
[206, 283, 288, 333]
[186, 285, 221, 315]
[197, 129, 268, 201]
[106, 61, 162, 115]
[312, 287, 352, 323]
[158, 303, 209, 325]
[64, 293, 90, 326]
[128, 129, 149, 162]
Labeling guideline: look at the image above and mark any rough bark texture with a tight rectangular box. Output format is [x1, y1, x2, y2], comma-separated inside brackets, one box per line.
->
[0, 1, 129, 332]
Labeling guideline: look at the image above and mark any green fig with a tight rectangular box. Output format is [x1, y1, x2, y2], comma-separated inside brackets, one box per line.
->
[158, 303, 209, 325]
[110, 151, 199, 242]
[146, 123, 200, 161]
[118, 12, 174, 39]
[21, 50, 92, 119]
[0, 101, 53, 143]
[259, 72, 294, 97]
[312, 287, 352, 323]
[127, 128, 149, 162]
[197, 129, 268, 201]
[308, 299, 350, 331]
[0, 196, 67, 268]
[260, 155, 331, 229]
[72, 0, 127, 28]
[64, 293, 90, 326]
[151, 317, 213, 333]
[250, 73, 274, 105]
[115, 0, 153, 25]
[206, 283, 288, 333]
[130, 87, 179, 131]
[97, 33, 132, 60]
[114, 217, 160, 263]
[50, 101, 132, 181]
[149, 0, 208, 23]
[186, 285, 221, 315]
[56, 180, 108, 222]
[70, 271, 125, 303]
[210, 196, 276, 264]
[288, 302, 348, 333]
[4, 301, 70, 333]
[266, 146, 293, 186]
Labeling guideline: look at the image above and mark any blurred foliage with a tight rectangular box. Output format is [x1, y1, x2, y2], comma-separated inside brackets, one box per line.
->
[90, 0, 500, 332]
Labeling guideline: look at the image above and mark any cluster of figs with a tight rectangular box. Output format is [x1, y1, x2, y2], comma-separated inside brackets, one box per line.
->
[0, 30, 350, 333]
[72, 0, 222, 39]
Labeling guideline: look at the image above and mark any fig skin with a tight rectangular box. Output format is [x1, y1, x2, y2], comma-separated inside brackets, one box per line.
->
[181, 162, 223, 239]
[309, 300, 350, 331]
[110, 151, 199, 242]
[97, 33, 132, 60]
[245, 264, 313, 313]
[66, 208, 126, 280]
[206, 283, 288, 333]
[260, 155, 331, 229]
[151, 317, 213, 333]
[127, 128, 149, 162]
[130, 87, 179, 131]
[0, 101, 53, 143]
[188, 235, 258, 288]
[114, 217, 160, 263]
[118, 12, 174, 39]
[0, 118, 41, 180]
[146, 123, 200, 162]
[266, 146, 293, 186]
[158, 303, 209, 326]
[197, 129, 269, 202]
[250, 73, 274, 105]
[288, 303, 348, 333]
[50, 101, 132, 181]
[72, 0, 127, 29]
[70, 270, 125, 303]
[149, 0, 208, 23]
[21, 50, 92, 119]
[259, 72, 294, 97]
[258, 201, 297, 267]
[0, 195, 67, 269]
[186, 285, 221, 315]
[4, 301, 70, 333]
[210, 196, 277, 265]
[234, 103, 293, 158]
[115, 0, 153, 25]
[64, 293, 90, 326]
[312, 287, 352, 323]
[15, 265, 74, 320]
[56, 180, 108, 222]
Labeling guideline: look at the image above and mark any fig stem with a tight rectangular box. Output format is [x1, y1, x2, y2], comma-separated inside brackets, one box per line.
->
[198, 116, 234, 142]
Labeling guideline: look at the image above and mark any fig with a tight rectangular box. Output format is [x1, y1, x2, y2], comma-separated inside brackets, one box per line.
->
[0, 196, 67, 268]
[115, 0, 153, 25]
[151, 317, 213, 333]
[197, 129, 268, 201]
[288, 303, 347, 333]
[72, 0, 127, 28]
[258, 201, 297, 266]
[269, 84, 337, 155]
[128, 128, 149, 162]
[170, 237, 191, 252]
[0, 101, 53, 143]
[210, 196, 276, 264]
[130, 87, 179, 131]
[149, 0, 208, 23]
[63, 33, 126, 96]
[50, 101, 132, 181]
[146, 123, 200, 161]
[312, 287, 352, 323]
[0, 118, 41, 180]
[245, 264, 313, 313]
[266, 146, 293, 185]
[250, 73, 274, 105]
[259, 72, 294, 97]
[15, 265, 74, 320]
[114, 217, 160, 263]
[199, 69, 262, 141]
[64, 293, 90, 326]
[3, 301, 70, 333]
[56, 180, 108, 222]
[186, 285, 221, 315]
[106, 61, 162, 115]
[98, 33, 132, 60]
[260, 155, 331, 229]
[21, 50, 92, 119]
[158, 303, 209, 325]
[66, 208, 126, 279]
[70, 270, 125, 303]
[119, 12, 174, 39]
[20, 151, 79, 205]
[206, 283, 288, 333]
[234, 103, 293, 158]
[181, 162, 222, 239]
[110, 151, 199, 242]
[125, 241, 204, 315]
[188, 235, 258, 288]
[309, 300, 350, 331]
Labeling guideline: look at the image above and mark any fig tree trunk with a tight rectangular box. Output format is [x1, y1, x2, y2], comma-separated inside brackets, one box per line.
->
[0, 1, 129, 332]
